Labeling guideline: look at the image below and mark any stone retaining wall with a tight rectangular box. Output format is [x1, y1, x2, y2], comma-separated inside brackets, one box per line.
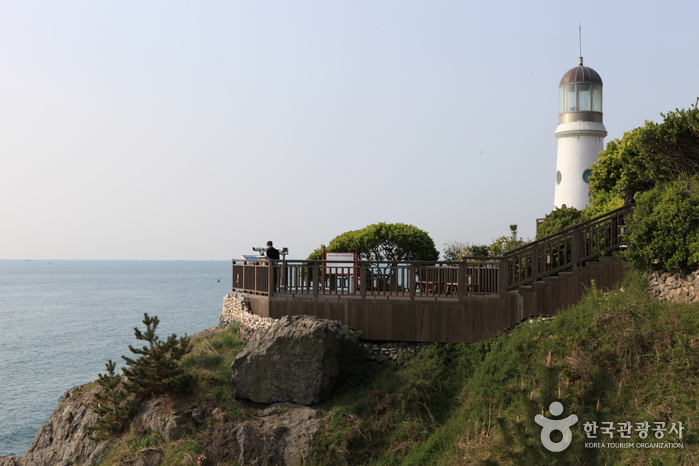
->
[648, 270, 699, 303]
[359, 341, 428, 362]
[220, 293, 425, 361]
[220, 293, 276, 342]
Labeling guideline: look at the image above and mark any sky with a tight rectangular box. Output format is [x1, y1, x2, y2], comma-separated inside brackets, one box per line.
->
[1, 1, 698, 261]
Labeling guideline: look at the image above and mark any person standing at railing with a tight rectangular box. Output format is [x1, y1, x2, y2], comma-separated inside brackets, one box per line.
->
[266, 241, 280, 260]
[266, 241, 280, 291]
[621, 186, 636, 206]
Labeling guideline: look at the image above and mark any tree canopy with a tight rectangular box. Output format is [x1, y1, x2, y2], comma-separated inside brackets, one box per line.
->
[589, 99, 699, 205]
[309, 222, 439, 262]
[535, 206, 585, 240]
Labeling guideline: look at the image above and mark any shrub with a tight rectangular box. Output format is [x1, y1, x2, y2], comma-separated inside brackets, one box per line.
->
[625, 177, 699, 271]
[536, 207, 586, 239]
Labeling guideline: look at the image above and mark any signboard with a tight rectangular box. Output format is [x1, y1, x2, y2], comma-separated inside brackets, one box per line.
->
[325, 252, 357, 275]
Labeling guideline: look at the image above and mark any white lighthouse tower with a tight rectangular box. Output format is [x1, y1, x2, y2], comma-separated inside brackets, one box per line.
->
[553, 56, 607, 209]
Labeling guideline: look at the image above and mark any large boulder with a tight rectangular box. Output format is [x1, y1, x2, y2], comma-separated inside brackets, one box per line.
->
[230, 315, 352, 405]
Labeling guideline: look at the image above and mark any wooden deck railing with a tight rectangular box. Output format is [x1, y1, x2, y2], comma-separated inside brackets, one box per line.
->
[232, 205, 632, 298]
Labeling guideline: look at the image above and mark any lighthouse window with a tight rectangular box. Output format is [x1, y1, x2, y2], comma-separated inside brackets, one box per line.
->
[559, 87, 566, 114]
[591, 84, 602, 112]
[556, 170, 562, 185]
[577, 84, 591, 111]
[565, 85, 576, 112]
[582, 169, 592, 184]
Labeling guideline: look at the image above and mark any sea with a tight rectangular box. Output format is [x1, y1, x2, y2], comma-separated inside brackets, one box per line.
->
[0, 259, 232, 457]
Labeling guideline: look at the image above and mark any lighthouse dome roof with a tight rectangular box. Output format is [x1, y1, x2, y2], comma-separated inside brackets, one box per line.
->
[559, 59, 603, 86]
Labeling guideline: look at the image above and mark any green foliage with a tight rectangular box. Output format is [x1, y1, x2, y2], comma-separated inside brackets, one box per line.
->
[490, 350, 602, 465]
[309, 222, 439, 262]
[489, 224, 528, 256]
[536, 206, 586, 239]
[87, 360, 137, 439]
[442, 241, 492, 261]
[589, 100, 699, 208]
[179, 325, 247, 420]
[310, 342, 490, 465]
[625, 177, 699, 271]
[91, 325, 248, 464]
[635, 99, 699, 178]
[127, 432, 158, 451]
[88, 314, 192, 440]
[122, 313, 192, 398]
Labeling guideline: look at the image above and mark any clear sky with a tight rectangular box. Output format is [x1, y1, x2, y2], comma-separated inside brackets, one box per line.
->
[1, 1, 698, 260]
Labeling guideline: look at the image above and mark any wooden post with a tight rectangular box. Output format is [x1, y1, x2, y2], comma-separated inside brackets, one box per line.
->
[457, 260, 466, 297]
[498, 257, 508, 292]
[267, 260, 275, 297]
[409, 263, 416, 299]
[531, 243, 539, 282]
[572, 228, 582, 266]
[359, 261, 367, 298]
[312, 262, 319, 298]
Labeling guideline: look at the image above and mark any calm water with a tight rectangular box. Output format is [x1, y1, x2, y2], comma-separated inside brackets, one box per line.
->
[0, 260, 231, 457]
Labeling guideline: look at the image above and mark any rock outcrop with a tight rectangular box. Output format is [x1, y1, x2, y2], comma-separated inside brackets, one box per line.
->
[0, 383, 115, 466]
[231, 315, 351, 405]
[130, 398, 195, 442]
[207, 403, 321, 466]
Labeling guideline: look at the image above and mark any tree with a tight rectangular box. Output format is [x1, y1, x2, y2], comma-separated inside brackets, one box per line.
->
[588, 100, 699, 210]
[535, 207, 585, 240]
[442, 241, 491, 261]
[122, 313, 192, 398]
[87, 360, 137, 439]
[88, 314, 192, 440]
[635, 99, 699, 179]
[489, 224, 527, 256]
[309, 222, 439, 262]
[625, 177, 699, 271]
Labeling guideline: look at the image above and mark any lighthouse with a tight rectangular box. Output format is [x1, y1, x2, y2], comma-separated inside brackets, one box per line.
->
[553, 57, 607, 209]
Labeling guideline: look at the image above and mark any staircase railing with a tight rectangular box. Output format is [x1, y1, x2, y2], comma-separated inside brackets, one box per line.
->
[503, 205, 631, 290]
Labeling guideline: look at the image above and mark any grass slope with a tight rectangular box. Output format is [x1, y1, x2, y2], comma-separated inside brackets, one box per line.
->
[311, 271, 699, 465]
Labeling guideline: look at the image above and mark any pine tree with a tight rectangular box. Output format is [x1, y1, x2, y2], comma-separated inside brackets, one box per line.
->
[121, 313, 191, 398]
[87, 360, 136, 439]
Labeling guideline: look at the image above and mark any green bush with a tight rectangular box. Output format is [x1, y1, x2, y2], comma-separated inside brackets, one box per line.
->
[308, 222, 439, 262]
[536, 207, 585, 239]
[625, 177, 699, 271]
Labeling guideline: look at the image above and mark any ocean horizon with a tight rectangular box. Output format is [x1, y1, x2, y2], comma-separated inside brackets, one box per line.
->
[0, 259, 231, 457]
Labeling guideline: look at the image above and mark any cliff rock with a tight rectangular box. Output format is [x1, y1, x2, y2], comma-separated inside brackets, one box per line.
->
[207, 403, 321, 466]
[0, 383, 115, 466]
[230, 315, 348, 405]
